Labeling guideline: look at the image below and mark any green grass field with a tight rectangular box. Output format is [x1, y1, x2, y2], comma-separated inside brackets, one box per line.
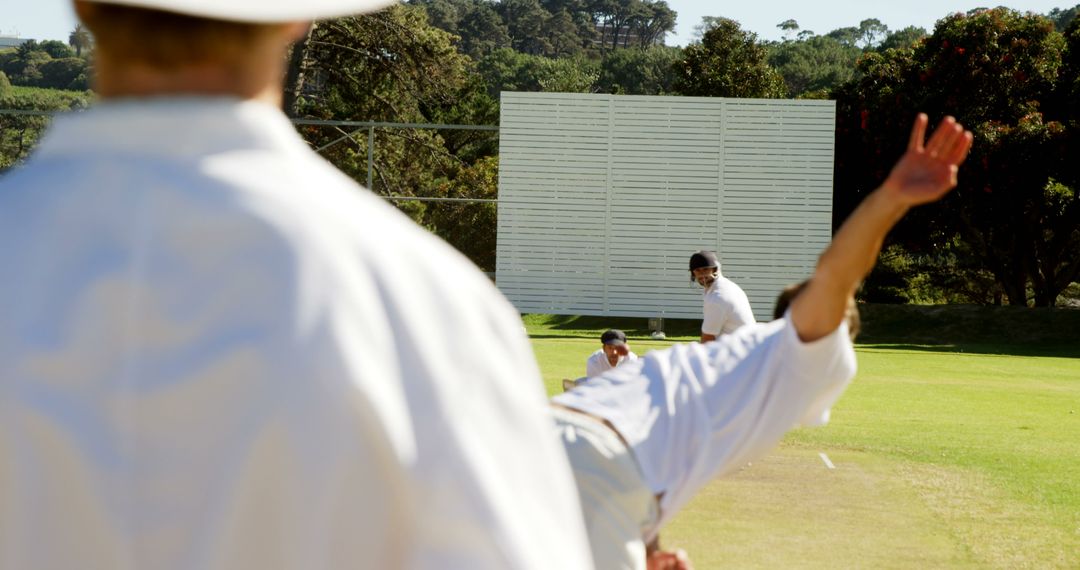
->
[525, 309, 1080, 569]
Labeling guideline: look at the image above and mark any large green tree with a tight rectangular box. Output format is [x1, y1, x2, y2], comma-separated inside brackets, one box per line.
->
[457, 2, 512, 58]
[877, 25, 928, 51]
[476, 47, 598, 94]
[0, 39, 89, 90]
[589, 0, 645, 51]
[835, 8, 1079, 306]
[290, 5, 502, 269]
[424, 155, 500, 270]
[0, 87, 92, 172]
[500, 0, 554, 55]
[673, 18, 785, 98]
[298, 11, 454, 207]
[542, 9, 585, 56]
[856, 18, 889, 49]
[37, 40, 74, 59]
[596, 44, 680, 94]
[767, 35, 861, 97]
[628, 0, 676, 47]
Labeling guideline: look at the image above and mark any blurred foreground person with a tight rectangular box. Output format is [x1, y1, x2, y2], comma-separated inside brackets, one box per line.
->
[0, 1, 592, 568]
[553, 114, 973, 570]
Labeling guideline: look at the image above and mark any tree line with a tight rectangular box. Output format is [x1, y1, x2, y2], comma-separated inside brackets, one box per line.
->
[835, 8, 1080, 307]
[2, 3, 1078, 305]
[0, 24, 93, 91]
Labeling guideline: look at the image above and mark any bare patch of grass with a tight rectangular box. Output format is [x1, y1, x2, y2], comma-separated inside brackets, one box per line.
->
[662, 448, 978, 569]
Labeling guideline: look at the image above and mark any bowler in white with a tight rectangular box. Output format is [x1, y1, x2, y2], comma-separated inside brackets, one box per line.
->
[553, 114, 974, 570]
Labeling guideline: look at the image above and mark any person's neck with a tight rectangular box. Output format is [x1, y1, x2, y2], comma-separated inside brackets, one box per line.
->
[93, 57, 284, 107]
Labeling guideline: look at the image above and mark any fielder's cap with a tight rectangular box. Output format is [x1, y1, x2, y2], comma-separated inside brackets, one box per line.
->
[689, 250, 719, 271]
[600, 329, 627, 346]
[80, 0, 398, 23]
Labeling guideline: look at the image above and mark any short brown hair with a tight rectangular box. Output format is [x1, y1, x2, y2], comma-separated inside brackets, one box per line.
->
[79, 3, 283, 70]
[773, 281, 861, 340]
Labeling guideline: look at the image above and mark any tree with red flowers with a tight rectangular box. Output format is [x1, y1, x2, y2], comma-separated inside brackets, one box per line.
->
[835, 8, 1079, 306]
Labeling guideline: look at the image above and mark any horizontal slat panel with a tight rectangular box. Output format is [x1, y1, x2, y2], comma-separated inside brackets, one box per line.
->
[498, 93, 834, 320]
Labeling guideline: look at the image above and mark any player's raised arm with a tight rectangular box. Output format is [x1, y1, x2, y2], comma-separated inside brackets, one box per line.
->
[791, 114, 973, 342]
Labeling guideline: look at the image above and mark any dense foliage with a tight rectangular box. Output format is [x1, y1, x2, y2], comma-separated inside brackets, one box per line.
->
[674, 18, 785, 98]
[0, 86, 93, 171]
[836, 8, 1080, 306]
[288, 5, 503, 268]
[0, 40, 91, 91]
[411, 0, 677, 57]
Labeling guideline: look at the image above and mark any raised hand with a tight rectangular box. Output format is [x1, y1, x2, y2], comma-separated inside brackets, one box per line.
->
[881, 113, 974, 206]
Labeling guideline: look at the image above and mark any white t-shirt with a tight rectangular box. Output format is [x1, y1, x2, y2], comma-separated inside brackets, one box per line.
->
[554, 312, 856, 540]
[0, 98, 592, 570]
[585, 349, 639, 378]
[701, 275, 755, 336]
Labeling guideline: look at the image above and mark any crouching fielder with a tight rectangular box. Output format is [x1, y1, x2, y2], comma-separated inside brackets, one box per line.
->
[552, 114, 973, 570]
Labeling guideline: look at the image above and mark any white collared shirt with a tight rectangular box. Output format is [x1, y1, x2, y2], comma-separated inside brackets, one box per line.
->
[0, 98, 593, 570]
[585, 348, 639, 378]
[701, 275, 756, 336]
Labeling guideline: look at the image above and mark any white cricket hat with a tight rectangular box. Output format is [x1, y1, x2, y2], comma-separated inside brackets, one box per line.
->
[78, 0, 398, 22]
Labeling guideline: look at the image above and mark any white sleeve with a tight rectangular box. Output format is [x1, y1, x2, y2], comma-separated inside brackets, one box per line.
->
[777, 315, 858, 427]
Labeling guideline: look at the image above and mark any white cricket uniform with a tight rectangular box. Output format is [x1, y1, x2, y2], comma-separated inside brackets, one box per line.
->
[585, 349, 639, 378]
[0, 98, 593, 570]
[553, 312, 856, 561]
[701, 275, 755, 337]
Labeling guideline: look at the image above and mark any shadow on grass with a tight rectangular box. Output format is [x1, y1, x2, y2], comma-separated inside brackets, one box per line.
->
[525, 304, 1080, 359]
[857, 304, 1080, 358]
[528, 333, 607, 341]
[857, 343, 1080, 358]
[522, 314, 702, 340]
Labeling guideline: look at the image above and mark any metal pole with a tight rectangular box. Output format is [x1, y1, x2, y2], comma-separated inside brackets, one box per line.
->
[367, 126, 374, 190]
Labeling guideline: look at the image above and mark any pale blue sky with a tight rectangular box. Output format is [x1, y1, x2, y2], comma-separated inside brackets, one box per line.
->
[0, 0, 1073, 46]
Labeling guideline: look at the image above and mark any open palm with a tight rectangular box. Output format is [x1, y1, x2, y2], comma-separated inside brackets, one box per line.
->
[883, 114, 974, 206]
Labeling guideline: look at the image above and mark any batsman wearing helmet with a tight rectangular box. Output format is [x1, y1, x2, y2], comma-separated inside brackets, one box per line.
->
[688, 250, 755, 342]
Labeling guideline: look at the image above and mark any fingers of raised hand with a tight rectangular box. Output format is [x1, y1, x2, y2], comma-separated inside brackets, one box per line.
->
[924, 116, 973, 167]
[925, 116, 960, 156]
[908, 113, 929, 151]
[946, 131, 974, 166]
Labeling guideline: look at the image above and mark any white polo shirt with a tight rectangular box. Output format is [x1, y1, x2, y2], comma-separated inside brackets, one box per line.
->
[585, 349, 639, 378]
[0, 98, 592, 570]
[554, 313, 856, 540]
[701, 275, 755, 336]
